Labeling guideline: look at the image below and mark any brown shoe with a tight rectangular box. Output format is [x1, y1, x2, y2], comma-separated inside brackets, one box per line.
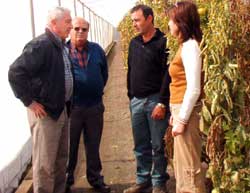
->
[124, 182, 152, 193]
[152, 186, 168, 193]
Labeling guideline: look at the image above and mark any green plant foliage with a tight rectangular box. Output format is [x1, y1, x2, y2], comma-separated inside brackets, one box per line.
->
[202, 0, 250, 192]
[118, 0, 250, 192]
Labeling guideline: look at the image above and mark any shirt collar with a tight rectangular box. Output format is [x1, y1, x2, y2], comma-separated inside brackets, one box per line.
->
[46, 28, 65, 46]
[68, 40, 89, 52]
[137, 28, 164, 43]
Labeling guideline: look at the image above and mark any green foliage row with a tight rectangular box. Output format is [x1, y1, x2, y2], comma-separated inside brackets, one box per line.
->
[201, 0, 250, 192]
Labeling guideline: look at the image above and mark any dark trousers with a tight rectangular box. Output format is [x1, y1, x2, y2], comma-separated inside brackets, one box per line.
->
[67, 102, 105, 186]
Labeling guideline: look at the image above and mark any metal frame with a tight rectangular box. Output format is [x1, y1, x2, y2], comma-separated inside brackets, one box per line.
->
[29, 0, 114, 49]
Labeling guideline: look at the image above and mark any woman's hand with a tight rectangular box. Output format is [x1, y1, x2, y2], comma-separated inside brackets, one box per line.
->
[172, 122, 186, 137]
[169, 115, 173, 126]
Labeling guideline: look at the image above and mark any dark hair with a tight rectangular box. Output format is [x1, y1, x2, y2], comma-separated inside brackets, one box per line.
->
[167, 1, 202, 43]
[131, 4, 154, 23]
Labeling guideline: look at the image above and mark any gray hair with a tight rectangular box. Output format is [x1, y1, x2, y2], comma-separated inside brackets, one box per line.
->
[47, 7, 70, 25]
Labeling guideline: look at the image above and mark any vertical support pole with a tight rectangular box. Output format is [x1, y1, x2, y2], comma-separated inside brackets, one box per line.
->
[82, 4, 85, 18]
[88, 8, 92, 41]
[74, 0, 77, 16]
[30, 0, 36, 38]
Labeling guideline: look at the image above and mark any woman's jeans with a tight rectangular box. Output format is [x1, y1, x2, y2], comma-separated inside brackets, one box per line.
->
[130, 93, 169, 187]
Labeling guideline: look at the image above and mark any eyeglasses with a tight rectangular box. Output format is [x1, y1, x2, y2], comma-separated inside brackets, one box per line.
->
[74, 27, 88, 32]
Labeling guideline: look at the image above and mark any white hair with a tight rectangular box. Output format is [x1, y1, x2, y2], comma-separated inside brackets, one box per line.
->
[47, 7, 70, 25]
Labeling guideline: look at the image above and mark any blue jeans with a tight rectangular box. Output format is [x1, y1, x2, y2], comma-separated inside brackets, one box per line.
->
[130, 94, 169, 187]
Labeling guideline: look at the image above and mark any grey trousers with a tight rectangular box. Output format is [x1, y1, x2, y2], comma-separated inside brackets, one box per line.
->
[28, 107, 69, 193]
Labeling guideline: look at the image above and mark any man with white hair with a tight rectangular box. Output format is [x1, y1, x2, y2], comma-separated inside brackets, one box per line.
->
[8, 7, 73, 193]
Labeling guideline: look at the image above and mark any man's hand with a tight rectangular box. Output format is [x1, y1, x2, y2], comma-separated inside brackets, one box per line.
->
[172, 122, 186, 137]
[28, 101, 47, 118]
[151, 105, 166, 120]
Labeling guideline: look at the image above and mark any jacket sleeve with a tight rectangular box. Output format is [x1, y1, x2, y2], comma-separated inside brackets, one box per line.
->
[159, 65, 171, 110]
[100, 47, 108, 87]
[158, 39, 171, 110]
[8, 42, 44, 107]
[127, 41, 132, 100]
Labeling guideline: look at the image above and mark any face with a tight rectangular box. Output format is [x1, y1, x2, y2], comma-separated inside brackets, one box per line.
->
[168, 19, 179, 38]
[70, 18, 89, 48]
[131, 9, 152, 35]
[53, 11, 72, 40]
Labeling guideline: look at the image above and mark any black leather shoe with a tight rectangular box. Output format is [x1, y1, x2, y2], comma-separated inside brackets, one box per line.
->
[65, 184, 71, 193]
[93, 183, 111, 193]
[66, 173, 74, 186]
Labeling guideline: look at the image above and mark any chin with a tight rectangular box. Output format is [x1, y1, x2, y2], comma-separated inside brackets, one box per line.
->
[77, 40, 86, 45]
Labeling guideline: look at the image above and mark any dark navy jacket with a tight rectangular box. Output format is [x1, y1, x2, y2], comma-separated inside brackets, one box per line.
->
[68, 41, 108, 107]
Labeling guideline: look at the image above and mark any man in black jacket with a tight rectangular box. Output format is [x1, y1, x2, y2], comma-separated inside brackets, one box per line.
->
[8, 7, 73, 193]
[125, 4, 171, 193]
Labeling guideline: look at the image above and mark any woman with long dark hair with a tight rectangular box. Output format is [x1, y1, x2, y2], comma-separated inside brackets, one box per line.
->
[167, 1, 206, 193]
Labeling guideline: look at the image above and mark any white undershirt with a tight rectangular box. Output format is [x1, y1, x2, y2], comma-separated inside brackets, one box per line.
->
[178, 39, 201, 122]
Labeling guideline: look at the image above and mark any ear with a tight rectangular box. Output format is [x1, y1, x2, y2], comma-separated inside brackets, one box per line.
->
[51, 18, 57, 26]
[146, 15, 153, 23]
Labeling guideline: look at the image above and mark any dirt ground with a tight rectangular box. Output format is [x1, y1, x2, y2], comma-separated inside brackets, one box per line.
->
[69, 42, 176, 193]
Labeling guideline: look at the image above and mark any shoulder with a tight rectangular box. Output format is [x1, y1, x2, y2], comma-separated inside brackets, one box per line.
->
[23, 33, 49, 52]
[89, 42, 104, 51]
[182, 39, 200, 51]
[130, 36, 137, 44]
[155, 28, 166, 41]
[129, 36, 142, 51]
[181, 39, 200, 56]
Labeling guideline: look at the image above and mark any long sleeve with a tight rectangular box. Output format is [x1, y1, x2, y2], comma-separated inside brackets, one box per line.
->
[101, 48, 108, 86]
[127, 42, 132, 100]
[159, 65, 171, 108]
[158, 45, 170, 107]
[8, 42, 44, 107]
[178, 39, 201, 122]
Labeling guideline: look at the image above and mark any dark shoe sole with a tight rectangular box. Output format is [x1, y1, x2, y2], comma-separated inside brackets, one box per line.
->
[141, 186, 152, 193]
[93, 185, 111, 193]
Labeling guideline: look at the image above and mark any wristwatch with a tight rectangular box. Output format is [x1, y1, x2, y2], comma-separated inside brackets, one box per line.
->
[156, 103, 166, 108]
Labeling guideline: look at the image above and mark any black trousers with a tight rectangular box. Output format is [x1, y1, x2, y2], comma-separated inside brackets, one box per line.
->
[67, 102, 105, 186]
